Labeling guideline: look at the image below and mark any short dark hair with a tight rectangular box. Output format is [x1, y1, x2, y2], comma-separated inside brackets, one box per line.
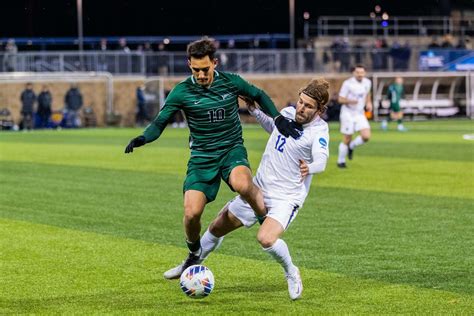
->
[186, 37, 217, 60]
[351, 64, 366, 72]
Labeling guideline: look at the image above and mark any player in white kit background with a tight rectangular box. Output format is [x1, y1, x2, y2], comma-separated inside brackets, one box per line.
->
[337, 64, 373, 168]
[196, 78, 330, 300]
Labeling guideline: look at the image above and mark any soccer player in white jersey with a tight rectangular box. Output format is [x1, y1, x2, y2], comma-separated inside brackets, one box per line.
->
[336, 64, 372, 168]
[187, 78, 329, 300]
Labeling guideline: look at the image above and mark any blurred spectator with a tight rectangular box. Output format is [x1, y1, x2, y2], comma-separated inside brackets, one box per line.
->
[324, 92, 341, 122]
[400, 41, 412, 70]
[353, 39, 365, 65]
[3, 38, 18, 72]
[465, 37, 472, 50]
[390, 40, 411, 71]
[329, 37, 342, 72]
[118, 37, 131, 53]
[428, 36, 441, 49]
[303, 41, 315, 72]
[98, 38, 109, 71]
[339, 37, 351, 72]
[371, 38, 389, 71]
[157, 43, 169, 75]
[144, 42, 156, 75]
[455, 37, 471, 49]
[441, 34, 454, 48]
[135, 84, 149, 127]
[37, 85, 52, 128]
[117, 37, 131, 73]
[0, 40, 4, 72]
[100, 38, 108, 51]
[227, 39, 235, 49]
[64, 83, 83, 128]
[20, 82, 36, 131]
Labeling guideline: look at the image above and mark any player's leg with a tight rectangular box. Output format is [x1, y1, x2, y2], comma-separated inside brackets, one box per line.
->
[348, 114, 371, 159]
[258, 203, 302, 300]
[163, 189, 207, 280]
[221, 144, 266, 217]
[164, 159, 221, 279]
[395, 111, 407, 131]
[228, 165, 266, 217]
[200, 202, 245, 260]
[338, 113, 353, 168]
[337, 134, 352, 168]
[183, 189, 207, 251]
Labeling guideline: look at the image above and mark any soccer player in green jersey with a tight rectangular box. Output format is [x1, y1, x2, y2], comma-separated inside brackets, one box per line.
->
[124, 37, 302, 279]
[381, 76, 407, 131]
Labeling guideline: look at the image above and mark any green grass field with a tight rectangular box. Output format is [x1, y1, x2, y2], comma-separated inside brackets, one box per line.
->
[1, 119, 473, 314]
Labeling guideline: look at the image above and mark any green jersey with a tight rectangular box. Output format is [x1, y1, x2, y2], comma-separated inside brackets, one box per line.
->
[387, 83, 404, 107]
[143, 71, 280, 151]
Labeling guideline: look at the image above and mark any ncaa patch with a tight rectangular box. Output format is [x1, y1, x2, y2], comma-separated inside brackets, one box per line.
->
[319, 137, 327, 147]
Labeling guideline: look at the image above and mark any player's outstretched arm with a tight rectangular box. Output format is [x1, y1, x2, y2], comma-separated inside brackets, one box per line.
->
[124, 135, 146, 153]
[239, 95, 274, 134]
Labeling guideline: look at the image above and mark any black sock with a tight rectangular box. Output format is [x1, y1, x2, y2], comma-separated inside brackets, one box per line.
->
[186, 238, 201, 255]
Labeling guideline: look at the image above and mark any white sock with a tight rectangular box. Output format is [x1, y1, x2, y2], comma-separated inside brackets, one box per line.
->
[263, 239, 296, 274]
[338, 142, 348, 164]
[199, 229, 224, 260]
[349, 135, 365, 150]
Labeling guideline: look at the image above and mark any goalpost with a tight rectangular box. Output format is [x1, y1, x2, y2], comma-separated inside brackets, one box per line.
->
[0, 72, 114, 127]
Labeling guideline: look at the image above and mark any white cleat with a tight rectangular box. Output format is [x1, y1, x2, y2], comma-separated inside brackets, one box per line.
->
[286, 266, 303, 300]
[163, 262, 186, 279]
[163, 253, 202, 280]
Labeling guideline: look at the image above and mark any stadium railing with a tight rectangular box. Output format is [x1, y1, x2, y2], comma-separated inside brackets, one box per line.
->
[1, 48, 472, 75]
[314, 16, 473, 37]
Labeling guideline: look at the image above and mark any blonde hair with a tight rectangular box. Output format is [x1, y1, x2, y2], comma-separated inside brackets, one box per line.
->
[299, 78, 330, 112]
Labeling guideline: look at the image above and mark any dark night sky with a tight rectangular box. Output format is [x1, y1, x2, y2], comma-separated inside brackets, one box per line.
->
[0, 0, 471, 38]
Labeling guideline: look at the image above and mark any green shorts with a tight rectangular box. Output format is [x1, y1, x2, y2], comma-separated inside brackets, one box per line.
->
[390, 103, 401, 113]
[183, 144, 250, 203]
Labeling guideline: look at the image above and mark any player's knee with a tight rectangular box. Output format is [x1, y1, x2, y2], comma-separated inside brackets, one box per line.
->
[183, 206, 202, 223]
[234, 180, 253, 198]
[257, 231, 277, 248]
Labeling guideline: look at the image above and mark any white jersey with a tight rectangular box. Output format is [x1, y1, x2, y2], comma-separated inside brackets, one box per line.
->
[339, 77, 372, 115]
[251, 106, 329, 207]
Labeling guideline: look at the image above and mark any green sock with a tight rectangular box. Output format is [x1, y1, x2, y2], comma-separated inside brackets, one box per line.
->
[397, 119, 402, 124]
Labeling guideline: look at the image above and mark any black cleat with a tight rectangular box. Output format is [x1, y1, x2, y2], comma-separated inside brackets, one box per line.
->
[348, 147, 354, 160]
[163, 252, 202, 279]
[337, 162, 347, 169]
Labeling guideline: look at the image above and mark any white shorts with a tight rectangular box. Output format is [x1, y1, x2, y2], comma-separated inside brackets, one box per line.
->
[339, 111, 370, 135]
[227, 195, 300, 231]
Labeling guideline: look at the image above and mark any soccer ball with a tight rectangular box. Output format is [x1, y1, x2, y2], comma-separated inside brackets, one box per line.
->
[179, 265, 214, 299]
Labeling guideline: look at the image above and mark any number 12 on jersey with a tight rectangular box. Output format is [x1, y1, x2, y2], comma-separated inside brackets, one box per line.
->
[275, 135, 286, 152]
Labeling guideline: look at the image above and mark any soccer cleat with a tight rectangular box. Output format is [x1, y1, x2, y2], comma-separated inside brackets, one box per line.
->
[397, 125, 408, 132]
[163, 253, 202, 280]
[286, 266, 303, 300]
[337, 162, 347, 169]
[348, 147, 354, 160]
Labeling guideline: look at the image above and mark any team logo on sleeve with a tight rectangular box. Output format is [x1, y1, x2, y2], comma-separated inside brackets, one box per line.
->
[319, 137, 327, 148]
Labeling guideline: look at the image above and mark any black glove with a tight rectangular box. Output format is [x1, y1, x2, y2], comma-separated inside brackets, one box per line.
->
[274, 115, 303, 139]
[124, 135, 146, 153]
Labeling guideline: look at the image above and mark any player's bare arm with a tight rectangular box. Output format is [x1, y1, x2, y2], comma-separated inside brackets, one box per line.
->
[365, 93, 373, 112]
